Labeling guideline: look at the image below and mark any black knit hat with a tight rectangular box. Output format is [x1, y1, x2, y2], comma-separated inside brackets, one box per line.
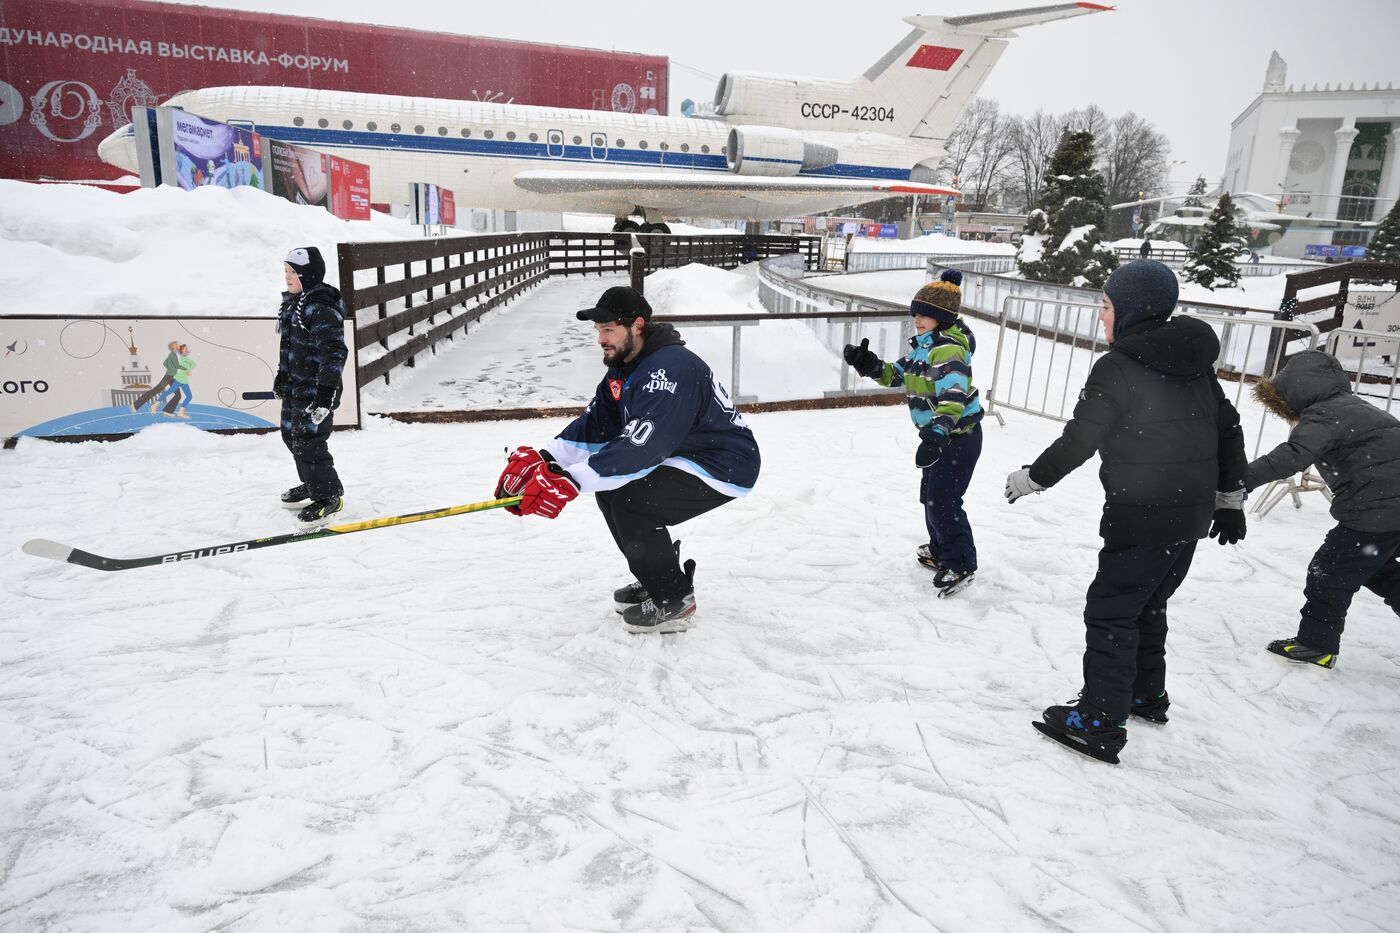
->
[1103, 259, 1178, 334]
[576, 285, 652, 325]
[284, 246, 326, 289]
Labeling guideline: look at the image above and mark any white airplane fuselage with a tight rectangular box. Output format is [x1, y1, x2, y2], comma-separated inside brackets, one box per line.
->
[99, 85, 942, 220]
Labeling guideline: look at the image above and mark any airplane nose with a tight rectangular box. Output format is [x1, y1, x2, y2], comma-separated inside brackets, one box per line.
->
[96, 125, 139, 174]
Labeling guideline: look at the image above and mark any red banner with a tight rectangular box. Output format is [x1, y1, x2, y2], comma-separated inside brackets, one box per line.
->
[0, 0, 668, 184]
[327, 156, 370, 221]
[439, 189, 456, 227]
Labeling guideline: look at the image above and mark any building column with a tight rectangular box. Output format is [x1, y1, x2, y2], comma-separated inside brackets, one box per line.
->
[1376, 128, 1400, 219]
[1325, 119, 1359, 219]
[1274, 123, 1301, 208]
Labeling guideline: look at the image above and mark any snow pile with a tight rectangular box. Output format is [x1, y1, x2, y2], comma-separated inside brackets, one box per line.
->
[644, 262, 759, 316]
[1017, 233, 1046, 265]
[0, 180, 422, 318]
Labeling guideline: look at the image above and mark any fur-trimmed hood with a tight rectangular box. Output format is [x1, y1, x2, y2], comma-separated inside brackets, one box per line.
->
[1252, 350, 1349, 421]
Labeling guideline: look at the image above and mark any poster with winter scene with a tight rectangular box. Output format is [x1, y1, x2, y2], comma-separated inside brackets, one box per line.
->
[159, 109, 265, 192]
[0, 315, 359, 439]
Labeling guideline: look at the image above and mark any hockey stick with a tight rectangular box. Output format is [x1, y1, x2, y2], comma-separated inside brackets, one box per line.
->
[21, 495, 523, 572]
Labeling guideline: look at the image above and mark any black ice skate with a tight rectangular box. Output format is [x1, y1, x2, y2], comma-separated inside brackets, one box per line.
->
[1267, 638, 1337, 669]
[1032, 703, 1127, 765]
[297, 496, 344, 530]
[280, 484, 312, 510]
[613, 541, 681, 614]
[622, 559, 696, 634]
[916, 544, 940, 571]
[1130, 691, 1170, 724]
[933, 566, 975, 598]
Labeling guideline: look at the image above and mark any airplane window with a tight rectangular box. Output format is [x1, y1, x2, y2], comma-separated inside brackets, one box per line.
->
[660, 142, 669, 151]
[616, 139, 625, 147]
[367, 121, 377, 131]
[484, 130, 494, 139]
[438, 126, 448, 136]
[573, 135, 582, 145]
[391, 123, 401, 133]
[293, 117, 304, 127]
[529, 132, 538, 142]
[343, 120, 353, 130]
[638, 140, 648, 149]
[680, 143, 689, 152]
[701, 145, 710, 153]
[507, 131, 516, 140]
[317, 118, 328, 128]
[461, 128, 471, 137]
[414, 125, 424, 134]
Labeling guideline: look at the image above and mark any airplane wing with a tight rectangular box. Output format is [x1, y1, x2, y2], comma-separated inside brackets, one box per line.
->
[513, 170, 958, 221]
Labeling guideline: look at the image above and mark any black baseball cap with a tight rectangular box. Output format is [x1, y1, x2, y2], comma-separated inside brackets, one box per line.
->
[576, 286, 652, 324]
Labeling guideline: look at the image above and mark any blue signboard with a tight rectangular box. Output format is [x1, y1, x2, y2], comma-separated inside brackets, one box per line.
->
[1304, 244, 1339, 258]
[1341, 245, 1368, 258]
[878, 224, 899, 238]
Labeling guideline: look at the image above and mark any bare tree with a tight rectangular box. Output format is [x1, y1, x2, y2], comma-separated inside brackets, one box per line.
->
[939, 97, 1001, 185]
[1061, 104, 1109, 143]
[1098, 111, 1171, 237]
[1007, 109, 1063, 211]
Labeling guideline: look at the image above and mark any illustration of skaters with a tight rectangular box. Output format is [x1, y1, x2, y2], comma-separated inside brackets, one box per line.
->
[156, 344, 196, 418]
[1005, 259, 1248, 764]
[843, 269, 983, 596]
[131, 341, 182, 413]
[1245, 350, 1400, 669]
[275, 247, 349, 530]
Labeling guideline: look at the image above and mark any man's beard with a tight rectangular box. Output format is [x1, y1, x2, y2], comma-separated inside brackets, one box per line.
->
[602, 331, 635, 367]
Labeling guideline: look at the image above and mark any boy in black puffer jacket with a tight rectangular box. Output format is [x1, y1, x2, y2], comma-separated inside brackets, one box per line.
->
[1247, 350, 1400, 668]
[1005, 259, 1249, 764]
[276, 247, 349, 529]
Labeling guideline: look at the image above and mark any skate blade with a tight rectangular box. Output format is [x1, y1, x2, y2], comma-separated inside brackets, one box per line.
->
[281, 499, 312, 511]
[936, 574, 976, 598]
[624, 611, 696, 635]
[1267, 647, 1337, 669]
[1129, 711, 1169, 725]
[1032, 720, 1121, 765]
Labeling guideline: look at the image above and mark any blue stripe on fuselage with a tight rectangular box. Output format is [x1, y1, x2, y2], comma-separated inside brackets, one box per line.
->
[257, 125, 911, 181]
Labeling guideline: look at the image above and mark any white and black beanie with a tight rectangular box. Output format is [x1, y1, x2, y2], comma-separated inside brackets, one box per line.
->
[284, 246, 326, 289]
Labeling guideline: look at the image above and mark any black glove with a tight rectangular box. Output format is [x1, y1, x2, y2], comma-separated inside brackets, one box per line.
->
[311, 384, 338, 412]
[272, 371, 287, 399]
[1208, 508, 1247, 545]
[842, 338, 883, 379]
[915, 428, 948, 469]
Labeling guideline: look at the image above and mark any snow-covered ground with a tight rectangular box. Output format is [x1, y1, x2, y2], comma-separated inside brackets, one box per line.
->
[4, 401, 1398, 931]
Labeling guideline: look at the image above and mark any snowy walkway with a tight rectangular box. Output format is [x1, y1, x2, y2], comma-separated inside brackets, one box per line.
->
[3, 408, 1398, 931]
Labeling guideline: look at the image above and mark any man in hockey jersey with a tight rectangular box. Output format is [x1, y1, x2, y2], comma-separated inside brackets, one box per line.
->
[494, 286, 760, 634]
[1004, 259, 1248, 763]
[275, 247, 349, 530]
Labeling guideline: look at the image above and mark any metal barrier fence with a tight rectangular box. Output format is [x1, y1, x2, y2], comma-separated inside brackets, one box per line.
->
[846, 250, 1018, 274]
[985, 293, 1320, 458]
[1326, 327, 1400, 413]
[1112, 247, 1320, 277]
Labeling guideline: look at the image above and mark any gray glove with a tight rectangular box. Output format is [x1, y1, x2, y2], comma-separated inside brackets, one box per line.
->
[1005, 467, 1045, 504]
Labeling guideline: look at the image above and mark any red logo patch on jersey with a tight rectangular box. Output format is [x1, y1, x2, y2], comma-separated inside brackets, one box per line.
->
[906, 45, 963, 70]
[608, 379, 623, 401]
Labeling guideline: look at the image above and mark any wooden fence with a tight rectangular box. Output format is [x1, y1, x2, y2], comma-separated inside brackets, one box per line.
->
[339, 232, 820, 386]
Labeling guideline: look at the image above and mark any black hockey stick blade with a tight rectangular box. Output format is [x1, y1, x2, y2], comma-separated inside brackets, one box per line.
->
[21, 495, 523, 572]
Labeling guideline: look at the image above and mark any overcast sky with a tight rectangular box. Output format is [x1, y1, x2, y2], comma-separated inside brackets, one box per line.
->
[184, 0, 1399, 194]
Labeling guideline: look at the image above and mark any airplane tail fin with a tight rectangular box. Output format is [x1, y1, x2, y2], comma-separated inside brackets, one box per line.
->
[712, 5, 1108, 144]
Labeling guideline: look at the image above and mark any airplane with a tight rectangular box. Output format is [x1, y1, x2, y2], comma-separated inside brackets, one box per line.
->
[1114, 190, 1379, 250]
[98, 3, 1110, 232]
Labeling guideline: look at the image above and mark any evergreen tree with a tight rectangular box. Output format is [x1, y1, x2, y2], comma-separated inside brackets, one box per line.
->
[1182, 192, 1243, 290]
[1183, 175, 1208, 208]
[1017, 131, 1119, 287]
[1367, 197, 1400, 280]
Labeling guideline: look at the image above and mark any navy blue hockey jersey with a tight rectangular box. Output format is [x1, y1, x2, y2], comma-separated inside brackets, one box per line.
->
[545, 326, 761, 496]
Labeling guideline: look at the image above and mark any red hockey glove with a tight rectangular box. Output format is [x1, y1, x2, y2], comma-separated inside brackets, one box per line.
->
[496, 446, 554, 514]
[517, 463, 579, 519]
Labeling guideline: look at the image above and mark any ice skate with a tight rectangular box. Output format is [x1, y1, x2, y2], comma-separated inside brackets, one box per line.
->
[623, 559, 696, 634]
[614, 541, 681, 614]
[1267, 638, 1336, 669]
[297, 496, 344, 531]
[1130, 691, 1170, 724]
[916, 544, 940, 570]
[933, 565, 975, 597]
[1033, 702, 1127, 764]
[280, 484, 313, 510]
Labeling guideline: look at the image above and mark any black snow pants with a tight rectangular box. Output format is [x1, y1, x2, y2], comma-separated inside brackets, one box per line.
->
[1081, 540, 1198, 723]
[1297, 524, 1400, 653]
[595, 466, 732, 601]
[281, 405, 343, 501]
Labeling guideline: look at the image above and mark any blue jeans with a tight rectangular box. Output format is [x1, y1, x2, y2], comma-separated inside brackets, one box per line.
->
[1297, 525, 1400, 653]
[159, 383, 192, 411]
[920, 424, 982, 573]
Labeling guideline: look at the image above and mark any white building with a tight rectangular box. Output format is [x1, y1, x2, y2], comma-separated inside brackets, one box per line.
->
[1223, 53, 1399, 257]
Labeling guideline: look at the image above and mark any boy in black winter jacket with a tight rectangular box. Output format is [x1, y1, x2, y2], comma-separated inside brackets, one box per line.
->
[1004, 260, 1249, 764]
[1247, 350, 1400, 668]
[276, 246, 349, 529]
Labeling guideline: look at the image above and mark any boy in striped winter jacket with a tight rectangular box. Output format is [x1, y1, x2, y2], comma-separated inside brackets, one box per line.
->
[844, 270, 984, 593]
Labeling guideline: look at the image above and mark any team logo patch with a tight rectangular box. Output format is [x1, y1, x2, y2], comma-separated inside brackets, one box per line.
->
[608, 379, 623, 401]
